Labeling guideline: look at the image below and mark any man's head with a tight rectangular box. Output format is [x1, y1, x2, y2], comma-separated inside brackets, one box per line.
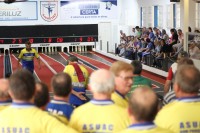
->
[131, 60, 142, 75]
[51, 72, 72, 97]
[34, 81, 49, 109]
[177, 51, 189, 62]
[89, 69, 115, 95]
[174, 65, 200, 97]
[128, 86, 158, 122]
[110, 61, 133, 95]
[9, 69, 35, 101]
[25, 41, 31, 51]
[0, 79, 10, 101]
[68, 55, 78, 64]
[177, 58, 194, 68]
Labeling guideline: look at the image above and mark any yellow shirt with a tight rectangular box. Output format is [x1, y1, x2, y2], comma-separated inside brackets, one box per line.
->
[155, 97, 200, 133]
[118, 123, 173, 133]
[18, 48, 39, 61]
[0, 101, 11, 111]
[69, 100, 130, 133]
[63, 64, 89, 88]
[111, 91, 128, 108]
[0, 103, 78, 133]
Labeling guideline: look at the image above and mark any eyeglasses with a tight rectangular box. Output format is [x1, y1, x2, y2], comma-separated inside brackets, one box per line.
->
[117, 75, 133, 81]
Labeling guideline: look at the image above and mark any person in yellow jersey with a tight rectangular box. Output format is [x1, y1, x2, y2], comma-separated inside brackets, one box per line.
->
[69, 69, 130, 133]
[118, 86, 173, 133]
[155, 65, 200, 133]
[18, 41, 41, 74]
[110, 61, 133, 108]
[63, 55, 89, 107]
[0, 69, 78, 133]
[0, 78, 12, 111]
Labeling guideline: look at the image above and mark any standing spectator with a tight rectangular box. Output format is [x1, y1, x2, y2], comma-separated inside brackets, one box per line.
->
[0, 69, 78, 133]
[63, 55, 89, 107]
[18, 41, 41, 73]
[0, 78, 11, 111]
[127, 60, 152, 97]
[118, 86, 173, 133]
[155, 65, 200, 133]
[164, 51, 189, 94]
[110, 61, 133, 108]
[163, 58, 195, 105]
[46, 72, 74, 124]
[69, 69, 130, 133]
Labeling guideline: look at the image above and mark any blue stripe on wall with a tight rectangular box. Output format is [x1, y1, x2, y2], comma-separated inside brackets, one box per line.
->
[154, 6, 158, 27]
[173, 4, 176, 28]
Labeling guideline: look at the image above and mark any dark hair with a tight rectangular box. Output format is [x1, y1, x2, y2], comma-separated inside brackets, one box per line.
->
[34, 81, 49, 108]
[170, 28, 175, 33]
[51, 72, 72, 97]
[25, 41, 31, 45]
[131, 60, 142, 75]
[146, 38, 150, 43]
[188, 26, 192, 32]
[9, 69, 35, 101]
[68, 55, 78, 62]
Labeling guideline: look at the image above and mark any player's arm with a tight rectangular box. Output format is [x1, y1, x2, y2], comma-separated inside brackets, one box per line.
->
[17, 50, 23, 68]
[164, 67, 173, 95]
[35, 50, 41, 69]
[71, 90, 86, 101]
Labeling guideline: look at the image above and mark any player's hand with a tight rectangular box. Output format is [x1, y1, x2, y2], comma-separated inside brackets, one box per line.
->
[76, 92, 87, 100]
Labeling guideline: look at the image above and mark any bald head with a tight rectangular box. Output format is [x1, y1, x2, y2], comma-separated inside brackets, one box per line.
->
[129, 86, 158, 122]
[89, 69, 115, 94]
[0, 79, 10, 100]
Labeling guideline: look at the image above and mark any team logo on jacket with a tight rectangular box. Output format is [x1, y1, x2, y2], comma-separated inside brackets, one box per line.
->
[40, 1, 58, 22]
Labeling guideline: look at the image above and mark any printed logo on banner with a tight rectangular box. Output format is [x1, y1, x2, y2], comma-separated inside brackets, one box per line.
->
[40, 1, 58, 22]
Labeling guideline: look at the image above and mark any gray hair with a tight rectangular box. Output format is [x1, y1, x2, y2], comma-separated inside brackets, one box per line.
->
[89, 69, 115, 94]
[175, 65, 200, 93]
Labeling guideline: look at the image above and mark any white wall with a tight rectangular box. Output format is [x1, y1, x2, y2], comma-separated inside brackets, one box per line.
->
[137, 0, 171, 30]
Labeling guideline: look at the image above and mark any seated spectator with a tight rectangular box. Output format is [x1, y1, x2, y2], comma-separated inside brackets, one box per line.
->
[127, 60, 152, 97]
[155, 65, 200, 133]
[46, 72, 74, 124]
[34, 81, 49, 110]
[172, 29, 184, 56]
[0, 78, 11, 111]
[0, 69, 78, 133]
[118, 86, 173, 133]
[69, 69, 130, 132]
[152, 39, 169, 68]
[189, 41, 200, 60]
[161, 29, 169, 44]
[110, 61, 133, 108]
[118, 44, 126, 57]
[168, 28, 178, 55]
[138, 38, 154, 63]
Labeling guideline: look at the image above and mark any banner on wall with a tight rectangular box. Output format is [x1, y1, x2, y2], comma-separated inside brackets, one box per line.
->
[0, 2, 37, 21]
[60, 0, 117, 20]
[40, 1, 58, 22]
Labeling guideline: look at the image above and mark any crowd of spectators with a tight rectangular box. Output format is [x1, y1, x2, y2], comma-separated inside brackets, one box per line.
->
[116, 26, 200, 70]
